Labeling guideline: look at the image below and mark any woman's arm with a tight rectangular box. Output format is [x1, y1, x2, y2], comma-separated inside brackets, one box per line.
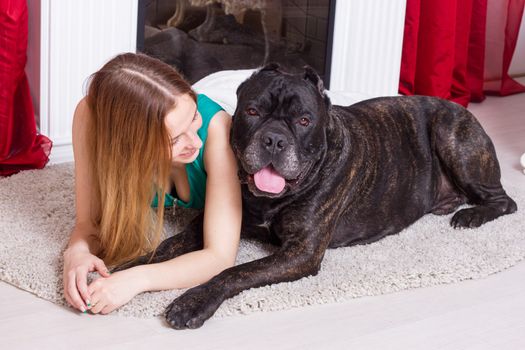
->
[137, 110, 242, 291]
[87, 111, 242, 314]
[68, 97, 102, 254]
[64, 98, 110, 313]
[68, 97, 111, 255]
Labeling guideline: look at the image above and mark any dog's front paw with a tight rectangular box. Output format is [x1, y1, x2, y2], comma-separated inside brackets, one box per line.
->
[451, 207, 493, 229]
[165, 285, 223, 329]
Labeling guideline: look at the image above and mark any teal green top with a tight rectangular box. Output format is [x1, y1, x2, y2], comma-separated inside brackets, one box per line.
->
[151, 94, 224, 209]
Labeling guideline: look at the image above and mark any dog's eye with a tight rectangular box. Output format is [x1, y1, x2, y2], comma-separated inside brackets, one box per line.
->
[299, 117, 311, 127]
[246, 108, 259, 116]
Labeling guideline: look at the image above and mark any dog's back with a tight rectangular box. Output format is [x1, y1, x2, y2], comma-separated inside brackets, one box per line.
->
[328, 95, 516, 247]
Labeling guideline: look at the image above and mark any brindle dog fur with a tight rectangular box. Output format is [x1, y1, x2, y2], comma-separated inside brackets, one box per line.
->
[113, 64, 517, 329]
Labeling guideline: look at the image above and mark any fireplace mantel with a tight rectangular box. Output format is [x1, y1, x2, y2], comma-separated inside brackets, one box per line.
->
[27, 0, 406, 164]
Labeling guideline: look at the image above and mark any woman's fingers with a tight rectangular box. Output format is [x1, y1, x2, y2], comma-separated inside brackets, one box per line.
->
[93, 258, 111, 278]
[63, 270, 76, 310]
[67, 272, 87, 312]
[88, 292, 106, 314]
[63, 287, 73, 309]
[100, 304, 114, 315]
[90, 303, 104, 314]
[76, 269, 91, 307]
[62, 252, 109, 313]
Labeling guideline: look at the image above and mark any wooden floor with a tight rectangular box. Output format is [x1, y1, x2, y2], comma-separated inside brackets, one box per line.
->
[1, 90, 524, 350]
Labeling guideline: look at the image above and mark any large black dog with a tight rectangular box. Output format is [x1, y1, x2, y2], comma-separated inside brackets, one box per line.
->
[115, 64, 517, 329]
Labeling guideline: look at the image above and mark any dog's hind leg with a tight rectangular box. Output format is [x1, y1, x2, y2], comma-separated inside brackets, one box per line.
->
[432, 107, 517, 229]
[111, 213, 204, 272]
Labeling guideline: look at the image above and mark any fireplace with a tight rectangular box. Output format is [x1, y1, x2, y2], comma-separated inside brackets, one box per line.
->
[31, 0, 406, 164]
[137, 0, 336, 87]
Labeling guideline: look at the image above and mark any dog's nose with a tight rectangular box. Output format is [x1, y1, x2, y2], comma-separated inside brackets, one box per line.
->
[263, 131, 288, 154]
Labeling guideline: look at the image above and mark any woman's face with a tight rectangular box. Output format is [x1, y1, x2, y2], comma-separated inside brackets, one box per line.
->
[165, 94, 203, 164]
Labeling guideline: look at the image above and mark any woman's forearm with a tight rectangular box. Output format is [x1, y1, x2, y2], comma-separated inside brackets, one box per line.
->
[134, 249, 232, 292]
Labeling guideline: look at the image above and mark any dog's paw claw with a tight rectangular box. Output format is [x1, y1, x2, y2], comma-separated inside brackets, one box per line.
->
[164, 286, 221, 329]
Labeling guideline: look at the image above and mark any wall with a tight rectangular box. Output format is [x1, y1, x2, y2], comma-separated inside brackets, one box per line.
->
[27, 0, 138, 164]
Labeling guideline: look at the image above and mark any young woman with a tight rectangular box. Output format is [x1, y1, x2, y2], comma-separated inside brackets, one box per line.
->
[63, 53, 241, 315]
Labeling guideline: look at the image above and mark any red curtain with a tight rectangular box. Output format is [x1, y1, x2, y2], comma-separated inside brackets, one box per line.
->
[399, 0, 525, 107]
[0, 0, 52, 177]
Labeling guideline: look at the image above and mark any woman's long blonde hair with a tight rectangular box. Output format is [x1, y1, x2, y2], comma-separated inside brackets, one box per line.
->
[85, 53, 196, 267]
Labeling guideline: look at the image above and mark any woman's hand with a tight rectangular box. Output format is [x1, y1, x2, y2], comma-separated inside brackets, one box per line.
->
[87, 267, 147, 314]
[63, 246, 110, 312]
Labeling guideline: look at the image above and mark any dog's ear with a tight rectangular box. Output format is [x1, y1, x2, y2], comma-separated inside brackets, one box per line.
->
[303, 66, 325, 95]
[239, 62, 281, 96]
[303, 66, 331, 109]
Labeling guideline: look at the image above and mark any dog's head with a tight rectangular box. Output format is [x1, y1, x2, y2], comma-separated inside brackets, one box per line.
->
[231, 63, 331, 198]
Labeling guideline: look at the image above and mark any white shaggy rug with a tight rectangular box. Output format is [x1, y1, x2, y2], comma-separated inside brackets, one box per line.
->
[0, 163, 524, 319]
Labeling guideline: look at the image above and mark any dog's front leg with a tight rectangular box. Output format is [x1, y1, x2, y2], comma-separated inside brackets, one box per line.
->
[164, 233, 329, 329]
[111, 212, 204, 272]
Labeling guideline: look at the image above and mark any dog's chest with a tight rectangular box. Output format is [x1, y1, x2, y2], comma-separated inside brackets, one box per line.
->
[244, 198, 283, 227]
[255, 221, 272, 233]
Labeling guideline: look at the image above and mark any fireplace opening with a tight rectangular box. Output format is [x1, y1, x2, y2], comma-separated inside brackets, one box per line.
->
[137, 0, 336, 87]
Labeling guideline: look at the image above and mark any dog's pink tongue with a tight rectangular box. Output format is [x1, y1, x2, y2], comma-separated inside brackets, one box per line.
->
[254, 166, 286, 194]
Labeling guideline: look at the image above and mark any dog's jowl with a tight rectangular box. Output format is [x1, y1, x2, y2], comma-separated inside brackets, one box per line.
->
[118, 64, 517, 329]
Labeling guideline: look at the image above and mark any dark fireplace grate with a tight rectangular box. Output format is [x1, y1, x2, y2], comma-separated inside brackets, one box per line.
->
[137, 0, 336, 87]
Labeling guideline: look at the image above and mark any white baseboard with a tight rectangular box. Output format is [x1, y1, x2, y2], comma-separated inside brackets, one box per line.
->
[48, 142, 73, 164]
